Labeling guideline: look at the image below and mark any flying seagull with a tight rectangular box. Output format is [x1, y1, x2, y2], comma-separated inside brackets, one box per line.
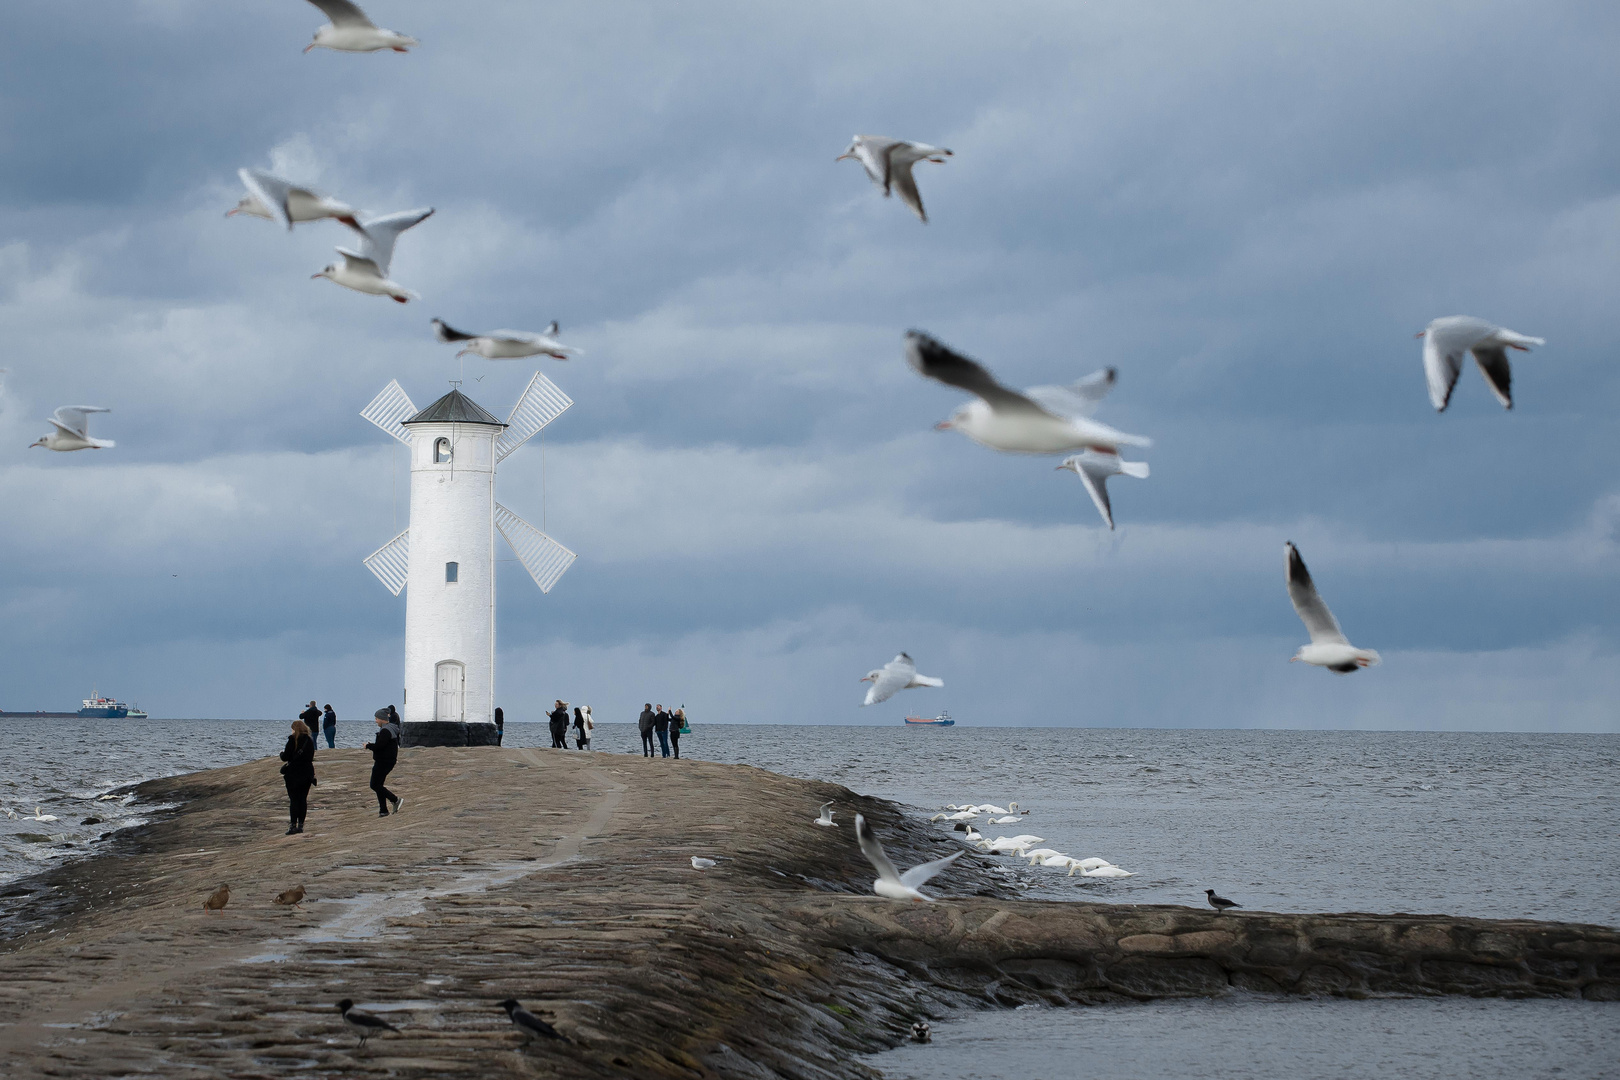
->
[337, 999, 398, 1046]
[837, 136, 952, 223]
[228, 168, 358, 231]
[860, 652, 943, 706]
[1418, 316, 1545, 412]
[1205, 888, 1240, 913]
[1057, 451, 1150, 530]
[814, 801, 837, 827]
[1285, 542, 1379, 674]
[274, 885, 306, 906]
[31, 407, 114, 451]
[203, 884, 230, 913]
[854, 813, 963, 901]
[431, 319, 582, 360]
[313, 207, 434, 302]
[498, 999, 570, 1044]
[303, 0, 417, 53]
[906, 332, 1151, 455]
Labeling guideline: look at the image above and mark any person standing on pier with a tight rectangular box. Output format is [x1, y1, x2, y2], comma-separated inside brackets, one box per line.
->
[547, 700, 570, 749]
[653, 704, 672, 758]
[669, 707, 687, 759]
[572, 705, 592, 750]
[279, 719, 317, 835]
[299, 700, 321, 732]
[638, 704, 655, 757]
[494, 706, 505, 746]
[321, 704, 337, 749]
[366, 708, 402, 817]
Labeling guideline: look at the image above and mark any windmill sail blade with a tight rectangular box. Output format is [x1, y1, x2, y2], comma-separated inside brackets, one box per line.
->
[495, 503, 575, 593]
[361, 380, 418, 445]
[364, 528, 410, 595]
[496, 372, 572, 462]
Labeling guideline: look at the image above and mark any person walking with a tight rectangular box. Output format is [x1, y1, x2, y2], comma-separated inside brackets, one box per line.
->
[321, 704, 337, 749]
[279, 719, 317, 835]
[365, 708, 402, 817]
[638, 704, 655, 757]
[548, 700, 570, 749]
[494, 706, 505, 747]
[669, 707, 687, 759]
[299, 699, 321, 732]
[653, 704, 671, 758]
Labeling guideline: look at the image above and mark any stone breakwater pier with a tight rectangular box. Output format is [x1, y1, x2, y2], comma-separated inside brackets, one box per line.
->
[0, 750, 1614, 1079]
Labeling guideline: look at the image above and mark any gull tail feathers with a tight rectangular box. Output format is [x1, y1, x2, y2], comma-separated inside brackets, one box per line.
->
[912, 675, 944, 688]
[1119, 460, 1150, 479]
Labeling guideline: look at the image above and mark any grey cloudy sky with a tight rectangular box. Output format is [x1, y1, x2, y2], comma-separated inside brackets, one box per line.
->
[2, 0, 1618, 729]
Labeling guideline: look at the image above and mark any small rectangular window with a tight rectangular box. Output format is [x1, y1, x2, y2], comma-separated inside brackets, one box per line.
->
[445, 561, 459, 583]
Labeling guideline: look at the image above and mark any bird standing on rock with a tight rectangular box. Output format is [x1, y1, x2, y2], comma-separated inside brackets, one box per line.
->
[274, 885, 306, 907]
[1206, 889, 1240, 913]
[499, 999, 571, 1044]
[337, 999, 399, 1046]
[910, 1021, 932, 1043]
[203, 885, 230, 912]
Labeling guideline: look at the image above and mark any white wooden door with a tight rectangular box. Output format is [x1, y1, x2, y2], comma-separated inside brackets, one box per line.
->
[435, 661, 464, 722]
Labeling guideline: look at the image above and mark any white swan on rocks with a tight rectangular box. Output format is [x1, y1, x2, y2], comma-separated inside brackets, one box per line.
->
[855, 814, 962, 902]
[1022, 848, 1065, 864]
[988, 815, 1021, 825]
[29, 806, 58, 823]
[1082, 865, 1134, 879]
[814, 801, 837, 827]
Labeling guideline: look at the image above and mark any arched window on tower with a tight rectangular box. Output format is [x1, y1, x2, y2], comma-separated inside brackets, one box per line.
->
[434, 437, 452, 463]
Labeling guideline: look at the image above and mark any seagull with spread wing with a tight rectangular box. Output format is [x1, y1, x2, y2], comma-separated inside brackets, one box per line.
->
[1057, 451, 1150, 530]
[837, 136, 952, 223]
[1285, 542, 1379, 674]
[313, 207, 434, 302]
[905, 331, 1151, 456]
[302, 0, 417, 53]
[227, 168, 359, 231]
[431, 319, 582, 360]
[860, 653, 943, 706]
[31, 407, 114, 451]
[1418, 316, 1545, 412]
[854, 813, 963, 901]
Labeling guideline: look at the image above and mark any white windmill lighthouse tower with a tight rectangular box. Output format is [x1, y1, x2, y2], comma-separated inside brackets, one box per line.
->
[360, 373, 576, 746]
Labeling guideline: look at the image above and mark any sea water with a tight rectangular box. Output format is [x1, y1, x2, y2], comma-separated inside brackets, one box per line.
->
[1, 720, 1614, 1078]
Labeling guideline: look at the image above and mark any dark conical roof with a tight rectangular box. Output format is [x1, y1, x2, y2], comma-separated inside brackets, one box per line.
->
[402, 388, 506, 427]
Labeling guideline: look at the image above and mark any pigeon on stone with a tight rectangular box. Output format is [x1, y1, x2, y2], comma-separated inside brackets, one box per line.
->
[337, 999, 399, 1046]
[274, 885, 306, 907]
[499, 998, 570, 1044]
[1205, 888, 1240, 913]
[203, 884, 230, 912]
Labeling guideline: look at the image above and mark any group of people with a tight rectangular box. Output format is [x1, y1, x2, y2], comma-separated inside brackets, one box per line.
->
[277, 705, 403, 835]
[546, 701, 594, 749]
[637, 704, 688, 758]
[297, 700, 338, 748]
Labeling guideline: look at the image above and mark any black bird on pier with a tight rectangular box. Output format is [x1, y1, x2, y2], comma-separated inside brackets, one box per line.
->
[1205, 889, 1240, 914]
[499, 999, 570, 1044]
[337, 999, 399, 1047]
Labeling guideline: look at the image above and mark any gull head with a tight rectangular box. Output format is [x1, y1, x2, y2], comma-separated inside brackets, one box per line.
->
[934, 405, 970, 432]
[313, 264, 336, 281]
[29, 437, 46, 449]
[860, 670, 881, 683]
[835, 139, 859, 162]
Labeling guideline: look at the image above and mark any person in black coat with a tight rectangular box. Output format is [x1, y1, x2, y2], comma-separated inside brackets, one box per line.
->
[653, 704, 671, 758]
[637, 704, 655, 757]
[299, 699, 321, 729]
[321, 704, 337, 749]
[547, 700, 570, 749]
[279, 719, 317, 835]
[365, 708, 402, 816]
[494, 706, 504, 746]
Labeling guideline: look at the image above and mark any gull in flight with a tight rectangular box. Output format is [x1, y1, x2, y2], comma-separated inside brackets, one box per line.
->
[303, 0, 417, 53]
[31, 407, 114, 451]
[227, 168, 358, 231]
[313, 207, 434, 302]
[1418, 316, 1545, 412]
[814, 801, 837, 827]
[837, 136, 952, 223]
[1058, 451, 1150, 530]
[854, 813, 962, 901]
[1285, 542, 1379, 674]
[906, 332, 1151, 456]
[431, 319, 582, 360]
[860, 652, 943, 706]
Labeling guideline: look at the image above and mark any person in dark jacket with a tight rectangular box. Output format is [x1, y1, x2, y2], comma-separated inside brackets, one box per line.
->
[279, 719, 317, 835]
[573, 705, 592, 750]
[365, 708, 402, 816]
[299, 699, 321, 730]
[653, 704, 671, 758]
[547, 700, 570, 749]
[637, 704, 655, 757]
[494, 706, 504, 747]
[321, 704, 337, 749]
[669, 707, 686, 759]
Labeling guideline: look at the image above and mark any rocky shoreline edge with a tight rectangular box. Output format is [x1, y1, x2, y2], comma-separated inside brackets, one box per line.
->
[0, 747, 1615, 1079]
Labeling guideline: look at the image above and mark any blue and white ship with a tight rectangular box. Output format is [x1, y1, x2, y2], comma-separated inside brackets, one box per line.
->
[78, 692, 147, 719]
